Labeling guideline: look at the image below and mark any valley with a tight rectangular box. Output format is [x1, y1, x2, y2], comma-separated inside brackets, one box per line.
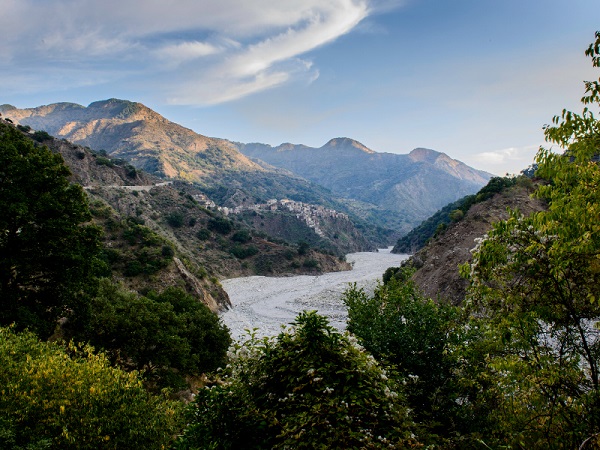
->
[221, 248, 409, 339]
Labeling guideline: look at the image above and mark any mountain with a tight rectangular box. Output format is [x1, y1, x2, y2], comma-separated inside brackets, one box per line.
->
[2, 99, 491, 239]
[0, 119, 354, 311]
[237, 139, 493, 234]
[1, 100, 381, 249]
[1, 99, 260, 179]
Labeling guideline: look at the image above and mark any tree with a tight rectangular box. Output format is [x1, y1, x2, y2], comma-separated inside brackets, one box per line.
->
[0, 326, 182, 449]
[175, 311, 419, 449]
[343, 275, 490, 446]
[0, 123, 102, 338]
[80, 280, 231, 387]
[461, 31, 600, 448]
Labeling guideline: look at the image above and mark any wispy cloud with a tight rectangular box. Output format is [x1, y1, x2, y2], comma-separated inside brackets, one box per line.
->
[472, 144, 541, 175]
[0, 0, 388, 105]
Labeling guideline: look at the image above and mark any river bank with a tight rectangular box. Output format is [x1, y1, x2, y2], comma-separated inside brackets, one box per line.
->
[220, 248, 409, 340]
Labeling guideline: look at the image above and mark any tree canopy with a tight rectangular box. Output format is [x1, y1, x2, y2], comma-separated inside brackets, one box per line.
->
[459, 30, 600, 448]
[0, 123, 102, 338]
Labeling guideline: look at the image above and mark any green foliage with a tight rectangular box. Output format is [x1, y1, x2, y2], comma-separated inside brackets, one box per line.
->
[196, 227, 211, 240]
[343, 280, 486, 444]
[32, 130, 51, 142]
[297, 240, 309, 255]
[449, 208, 464, 222]
[119, 219, 173, 276]
[95, 156, 114, 167]
[0, 122, 102, 338]
[0, 326, 182, 449]
[460, 32, 600, 448]
[175, 311, 419, 449]
[230, 244, 259, 259]
[80, 279, 231, 383]
[166, 211, 185, 228]
[231, 229, 252, 243]
[301, 258, 319, 269]
[207, 217, 233, 235]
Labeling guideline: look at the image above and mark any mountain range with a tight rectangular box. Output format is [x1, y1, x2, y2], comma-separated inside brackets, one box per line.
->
[1, 99, 492, 238]
[237, 139, 492, 232]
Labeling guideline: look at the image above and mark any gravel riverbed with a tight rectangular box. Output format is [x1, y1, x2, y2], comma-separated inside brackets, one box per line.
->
[220, 248, 409, 340]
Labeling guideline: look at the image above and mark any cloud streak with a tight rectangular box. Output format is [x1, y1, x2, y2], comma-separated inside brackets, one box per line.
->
[0, 0, 380, 105]
[472, 144, 541, 175]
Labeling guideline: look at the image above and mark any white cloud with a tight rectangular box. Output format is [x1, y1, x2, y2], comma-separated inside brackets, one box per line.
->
[471, 144, 541, 175]
[0, 0, 380, 104]
[155, 41, 224, 66]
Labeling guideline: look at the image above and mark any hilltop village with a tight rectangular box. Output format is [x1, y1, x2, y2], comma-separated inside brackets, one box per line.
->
[194, 194, 348, 238]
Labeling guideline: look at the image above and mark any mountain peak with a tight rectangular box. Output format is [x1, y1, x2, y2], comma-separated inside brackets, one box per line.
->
[87, 98, 145, 119]
[408, 148, 444, 163]
[322, 138, 375, 154]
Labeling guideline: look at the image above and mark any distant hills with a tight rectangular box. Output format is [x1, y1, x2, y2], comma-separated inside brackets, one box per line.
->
[238, 139, 492, 233]
[1, 99, 492, 239]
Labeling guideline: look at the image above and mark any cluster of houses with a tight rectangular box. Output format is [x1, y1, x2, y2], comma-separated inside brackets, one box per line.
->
[192, 195, 348, 238]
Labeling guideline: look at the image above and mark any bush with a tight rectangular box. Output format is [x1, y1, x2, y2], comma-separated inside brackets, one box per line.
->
[230, 245, 259, 259]
[81, 280, 231, 382]
[343, 280, 481, 443]
[449, 208, 464, 222]
[0, 326, 182, 449]
[166, 212, 185, 228]
[196, 228, 211, 240]
[231, 229, 252, 243]
[32, 130, 51, 142]
[175, 312, 418, 449]
[302, 258, 319, 269]
[208, 217, 233, 235]
[297, 241, 310, 255]
[95, 156, 114, 167]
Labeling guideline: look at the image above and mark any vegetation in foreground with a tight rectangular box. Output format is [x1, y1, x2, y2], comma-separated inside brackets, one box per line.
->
[0, 31, 599, 449]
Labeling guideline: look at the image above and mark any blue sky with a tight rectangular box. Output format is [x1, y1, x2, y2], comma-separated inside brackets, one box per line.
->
[1, 0, 598, 175]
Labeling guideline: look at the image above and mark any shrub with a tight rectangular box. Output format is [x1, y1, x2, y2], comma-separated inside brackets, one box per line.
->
[231, 229, 252, 243]
[81, 280, 231, 382]
[175, 312, 418, 449]
[95, 156, 114, 167]
[0, 326, 182, 449]
[302, 258, 319, 269]
[196, 228, 211, 240]
[230, 245, 259, 259]
[208, 217, 233, 235]
[32, 130, 51, 142]
[166, 212, 185, 228]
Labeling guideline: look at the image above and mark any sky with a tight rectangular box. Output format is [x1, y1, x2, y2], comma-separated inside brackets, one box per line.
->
[1, 0, 598, 175]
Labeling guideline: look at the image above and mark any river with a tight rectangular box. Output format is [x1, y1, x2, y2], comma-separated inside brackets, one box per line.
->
[220, 248, 409, 340]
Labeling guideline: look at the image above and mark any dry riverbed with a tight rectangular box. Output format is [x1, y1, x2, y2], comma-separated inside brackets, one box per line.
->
[220, 248, 409, 340]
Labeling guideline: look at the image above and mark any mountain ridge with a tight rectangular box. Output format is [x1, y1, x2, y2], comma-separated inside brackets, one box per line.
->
[3, 99, 492, 237]
[237, 139, 492, 233]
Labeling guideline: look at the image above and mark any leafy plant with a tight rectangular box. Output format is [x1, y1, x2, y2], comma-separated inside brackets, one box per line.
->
[176, 311, 419, 449]
[0, 326, 182, 449]
[460, 31, 600, 448]
[79, 280, 231, 386]
[0, 122, 102, 338]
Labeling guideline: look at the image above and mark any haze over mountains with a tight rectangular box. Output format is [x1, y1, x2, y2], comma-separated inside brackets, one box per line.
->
[1, 99, 492, 237]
